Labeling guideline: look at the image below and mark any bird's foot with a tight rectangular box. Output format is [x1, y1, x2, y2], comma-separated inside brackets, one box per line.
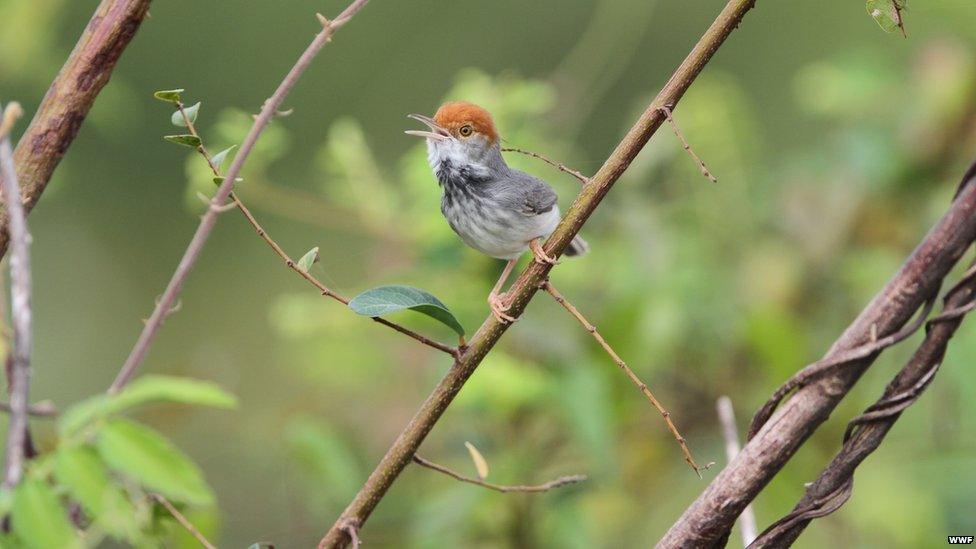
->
[530, 238, 558, 265]
[488, 292, 517, 324]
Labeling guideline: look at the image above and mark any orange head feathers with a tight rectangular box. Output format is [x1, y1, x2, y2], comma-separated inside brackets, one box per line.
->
[433, 101, 499, 143]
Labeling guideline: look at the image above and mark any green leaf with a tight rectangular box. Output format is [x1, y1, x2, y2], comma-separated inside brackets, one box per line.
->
[153, 89, 185, 103]
[60, 375, 237, 437]
[348, 285, 465, 336]
[163, 134, 202, 148]
[54, 445, 139, 541]
[171, 102, 201, 127]
[866, 0, 906, 33]
[296, 247, 320, 273]
[96, 418, 214, 505]
[210, 145, 236, 169]
[10, 477, 82, 549]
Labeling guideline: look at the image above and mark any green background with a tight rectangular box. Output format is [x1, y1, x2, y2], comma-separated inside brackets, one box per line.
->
[2, 0, 976, 546]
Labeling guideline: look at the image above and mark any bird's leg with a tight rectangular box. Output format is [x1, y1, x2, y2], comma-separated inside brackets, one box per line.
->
[488, 259, 518, 324]
[529, 238, 558, 265]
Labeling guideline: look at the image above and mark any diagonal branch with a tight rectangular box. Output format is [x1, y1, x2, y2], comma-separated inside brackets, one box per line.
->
[412, 455, 586, 494]
[319, 1, 758, 546]
[660, 160, 976, 547]
[501, 147, 590, 184]
[0, 103, 33, 490]
[107, 0, 372, 394]
[1, 0, 154, 259]
[541, 280, 707, 477]
[748, 259, 976, 547]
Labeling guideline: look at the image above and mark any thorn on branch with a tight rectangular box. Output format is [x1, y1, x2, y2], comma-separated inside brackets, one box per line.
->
[658, 106, 718, 184]
[412, 454, 586, 493]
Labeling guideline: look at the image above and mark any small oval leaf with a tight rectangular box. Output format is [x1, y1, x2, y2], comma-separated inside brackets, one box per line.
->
[348, 285, 465, 337]
[866, 0, 906, 34]
[11, 477, 82, 549]
[464, 441, 489, 480]
[163, 134, 202, 148]
[96, 418, 214, 505]
[171, 102, 201, 127]
[210, 145, 236, 169]
[153, 89, 185, 103]
[296, 247, 320, 273]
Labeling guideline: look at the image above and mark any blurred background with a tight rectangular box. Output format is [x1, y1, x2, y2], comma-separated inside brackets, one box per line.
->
[3, 0, 976, 546]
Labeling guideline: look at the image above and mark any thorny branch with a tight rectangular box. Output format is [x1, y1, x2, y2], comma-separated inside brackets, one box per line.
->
[748, 259, 976, 547]
[412, 455, 586, 493]
[173, 102, 458, 357]
[151, 494, 217, 549]
[108, 0, 373, 394]
[321, 1, 758, 546]
[541, 280, 707, 477]
[0, 102, 33, 490]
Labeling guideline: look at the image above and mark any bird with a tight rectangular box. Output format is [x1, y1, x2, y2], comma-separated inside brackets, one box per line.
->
[406, 101, 588, 323]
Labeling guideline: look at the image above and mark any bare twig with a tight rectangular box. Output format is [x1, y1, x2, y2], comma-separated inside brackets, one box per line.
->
[151, 494, 217, 549]
[108, 0, 373, 394]
[0, 103, 32, 489]
[716, 397, 757, 547]
[320, 1, 756, 545]
[748, 260, 976, 547]
[412, 455, 586, 493]
[542, 280, 707, 477]
[658, 106, 717, 183]
[501, 147, 590, 184]
[661, 160, 976, 547]
[1, 0, 153, 259]
[0, 400, 57, 418]
[174, 104, 457, 358]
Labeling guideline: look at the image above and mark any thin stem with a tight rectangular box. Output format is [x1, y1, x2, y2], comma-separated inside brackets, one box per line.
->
[501, 147, 590, 184]
[0, 102, 32, 489]
[0, 400, 57, 418]
[543, 281, 707, 477]
[716, 396, 757, 547]
[108, 0, 372, 393]
[175, 104, 457, 358]
[412, 455, 586, 493]
[658, 106, 717, 183]
[151, 494, 216, 549]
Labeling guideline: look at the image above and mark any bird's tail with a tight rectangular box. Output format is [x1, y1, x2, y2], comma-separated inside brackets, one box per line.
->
[564, 234, 589, 257]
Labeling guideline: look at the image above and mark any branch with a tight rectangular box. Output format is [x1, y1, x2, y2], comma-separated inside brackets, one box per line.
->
[748, 260, 976, 547]
[107, 0, 373, 393]
[501, 147, 590, 184]
[0, 400, 57, 418]
[659, 160, 976, 547]
[658, 106, 718, 183]
[1, 0, 153, 259]
[412, 455, 586, 494]
[151, 494, 216, 549]
[319, 1, 757, 546]
[542, 280, 707, 477]
[0, 103, 33, 490]
[716, 396, 757, 547]
[174, 103, 457, 357]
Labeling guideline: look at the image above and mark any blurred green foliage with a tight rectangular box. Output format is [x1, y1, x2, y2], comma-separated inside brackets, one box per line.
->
[2, 0, 976, 546]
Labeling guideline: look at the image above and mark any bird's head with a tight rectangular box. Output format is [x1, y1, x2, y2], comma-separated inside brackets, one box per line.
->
[406, 101, 501, 170]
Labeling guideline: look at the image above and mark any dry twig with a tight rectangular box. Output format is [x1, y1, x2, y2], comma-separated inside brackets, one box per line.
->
[412, 455, 586, 493]
[151, 494, 217, 549]
[501, 147, 590, 184]
[542, 280, 707, 477]
[658, 106, 717, 183]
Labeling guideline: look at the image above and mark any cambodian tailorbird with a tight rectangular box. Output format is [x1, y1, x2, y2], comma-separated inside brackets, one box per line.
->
[406, 101, 588, 324]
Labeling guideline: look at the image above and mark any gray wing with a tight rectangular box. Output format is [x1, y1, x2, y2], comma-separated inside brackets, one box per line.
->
[506, 169, 558, 215]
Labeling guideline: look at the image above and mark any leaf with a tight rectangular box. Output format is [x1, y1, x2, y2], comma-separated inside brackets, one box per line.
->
[348, 285, 465, 337]
[10, 477, 82, 549]
[296, 247, 320, 273]
[171, 102, 201, 127]
[96, 418, 214, 505]
[163, 134, 202, 148]
[210, 145, 236, 169]
[60, 375, 237, 437]
[153, 89, 185, 103]
[54, 445, 139, 541]
[866, 0, 907, 34]
[212, 176, 243, 186]
[464, 441, 489, 480]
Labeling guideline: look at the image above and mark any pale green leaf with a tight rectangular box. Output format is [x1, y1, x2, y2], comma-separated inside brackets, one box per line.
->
[296, 247, 320, 273]
[10, 477, 82, 549]
[210, 145, 236, 169]
[54, 445, 139, 541]
[464, 441, 489, 480]
[163, 134, 202, 148]
[96, 419, 214, 505]
[866, 0, 907, 34]
[171, 102, 201, 127]
[348, 285, 465, 336]
[153, 89, 184, 103]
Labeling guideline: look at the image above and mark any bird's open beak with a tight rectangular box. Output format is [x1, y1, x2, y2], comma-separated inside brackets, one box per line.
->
[405, 114, 451, 140]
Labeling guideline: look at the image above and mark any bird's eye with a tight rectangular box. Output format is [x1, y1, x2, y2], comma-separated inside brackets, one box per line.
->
[459, 125, 473, 137]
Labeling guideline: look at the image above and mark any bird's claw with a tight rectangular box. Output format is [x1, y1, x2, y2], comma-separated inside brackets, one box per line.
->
[488, 292, 517, 324]
[530, 239, 558, 265]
